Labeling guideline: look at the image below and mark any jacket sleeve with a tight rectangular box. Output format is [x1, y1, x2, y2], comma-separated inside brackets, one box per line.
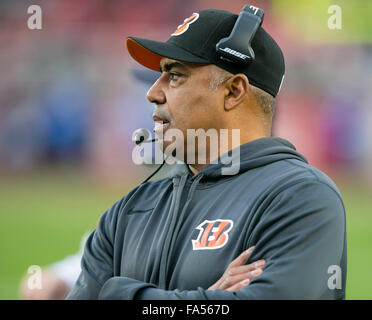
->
[98, 180, 347, 300]
[66, 200, 121, 300]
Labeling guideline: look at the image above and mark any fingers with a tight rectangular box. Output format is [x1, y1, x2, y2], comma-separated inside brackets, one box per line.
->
[229, 246, 255, 268]
[219, 268, 263, 291]
[225, 279, 250, 292]
[208, 247, 256, 290]
[208, 272, 226, 290]
[208, 249, 266, 291]
[227, 259, 265, 276]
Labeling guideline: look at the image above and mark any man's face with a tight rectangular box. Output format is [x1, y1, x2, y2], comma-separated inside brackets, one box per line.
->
[146, 58, 225, 162]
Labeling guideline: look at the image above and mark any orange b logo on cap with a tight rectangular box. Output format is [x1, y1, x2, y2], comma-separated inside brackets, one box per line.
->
[171, 13, 199, 36]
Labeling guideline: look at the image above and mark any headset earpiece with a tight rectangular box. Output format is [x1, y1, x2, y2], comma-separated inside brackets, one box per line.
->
[216, 5, 264, 64]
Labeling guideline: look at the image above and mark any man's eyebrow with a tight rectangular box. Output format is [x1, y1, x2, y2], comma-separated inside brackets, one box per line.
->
[159, 61, 188, 73]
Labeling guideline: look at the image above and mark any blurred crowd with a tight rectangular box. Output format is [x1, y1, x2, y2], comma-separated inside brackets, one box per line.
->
[0, 0, 371, 185]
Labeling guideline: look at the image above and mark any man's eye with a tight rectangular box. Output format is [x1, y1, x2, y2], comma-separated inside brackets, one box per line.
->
[169, 72, 181, 81]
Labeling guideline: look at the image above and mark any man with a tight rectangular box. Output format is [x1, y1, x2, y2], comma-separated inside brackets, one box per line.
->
[67, 7, 347, 300]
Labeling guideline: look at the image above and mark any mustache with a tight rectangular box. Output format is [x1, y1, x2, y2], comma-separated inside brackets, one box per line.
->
[152, 105, 172, 123]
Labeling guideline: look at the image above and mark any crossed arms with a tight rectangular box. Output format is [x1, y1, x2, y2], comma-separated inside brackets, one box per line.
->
[67, 181, 346, 300]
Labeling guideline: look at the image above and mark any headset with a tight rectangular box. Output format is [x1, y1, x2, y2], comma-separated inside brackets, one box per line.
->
[216, 4, 264, 64]
[134, 129, 167, 184]
[135, 4, 264, 183]
[134, 128, 156, 145]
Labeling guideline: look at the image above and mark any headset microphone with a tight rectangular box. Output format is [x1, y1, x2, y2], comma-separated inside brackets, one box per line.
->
[133, 128, 157, 145]
[133, 128, 166, 184]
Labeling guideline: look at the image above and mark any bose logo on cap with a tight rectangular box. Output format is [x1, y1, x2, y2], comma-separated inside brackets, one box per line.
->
[220, 47, 249, 60]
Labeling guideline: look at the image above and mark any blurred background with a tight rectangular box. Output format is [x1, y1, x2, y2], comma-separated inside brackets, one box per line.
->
[0, 0, 371, 299]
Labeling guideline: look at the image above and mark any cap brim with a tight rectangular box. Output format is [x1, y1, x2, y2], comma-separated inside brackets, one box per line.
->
[126, 37, 209, 71]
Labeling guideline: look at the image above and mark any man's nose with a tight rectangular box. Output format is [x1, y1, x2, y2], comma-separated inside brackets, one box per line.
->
[146, 78, 166, 104]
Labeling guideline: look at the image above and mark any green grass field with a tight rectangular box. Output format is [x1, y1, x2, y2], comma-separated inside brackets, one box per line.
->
[0, 168, 371, 299]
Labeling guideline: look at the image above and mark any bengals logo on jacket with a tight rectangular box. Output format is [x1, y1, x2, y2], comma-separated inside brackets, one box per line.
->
[192, 219, 233, 250]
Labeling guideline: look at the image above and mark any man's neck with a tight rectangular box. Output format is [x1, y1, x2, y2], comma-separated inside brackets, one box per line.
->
[188, 164, 203, 175]
[187, 132, 269, 175]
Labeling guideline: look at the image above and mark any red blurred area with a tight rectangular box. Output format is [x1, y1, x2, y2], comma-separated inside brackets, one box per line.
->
[0, 0, 370, 186]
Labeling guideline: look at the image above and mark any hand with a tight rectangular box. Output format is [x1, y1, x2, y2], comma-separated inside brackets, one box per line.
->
[208, 246, 265, 292]
[19, 268, 70, 300]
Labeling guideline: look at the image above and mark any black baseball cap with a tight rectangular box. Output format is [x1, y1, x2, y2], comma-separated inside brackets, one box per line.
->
[126, 8, 285, 97]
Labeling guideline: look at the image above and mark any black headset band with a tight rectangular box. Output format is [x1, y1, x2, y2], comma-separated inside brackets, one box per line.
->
[216, 4, 264, 64]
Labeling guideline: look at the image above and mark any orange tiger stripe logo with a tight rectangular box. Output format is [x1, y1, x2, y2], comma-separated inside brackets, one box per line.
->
[171, 13, 199, 36]
[192, 219, 233, 250]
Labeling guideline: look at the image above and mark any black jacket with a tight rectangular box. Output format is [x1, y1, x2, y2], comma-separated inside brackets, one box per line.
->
[67, 137, 347, 299]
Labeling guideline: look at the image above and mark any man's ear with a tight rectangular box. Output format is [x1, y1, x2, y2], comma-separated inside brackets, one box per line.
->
[223, 74, 250, 111]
